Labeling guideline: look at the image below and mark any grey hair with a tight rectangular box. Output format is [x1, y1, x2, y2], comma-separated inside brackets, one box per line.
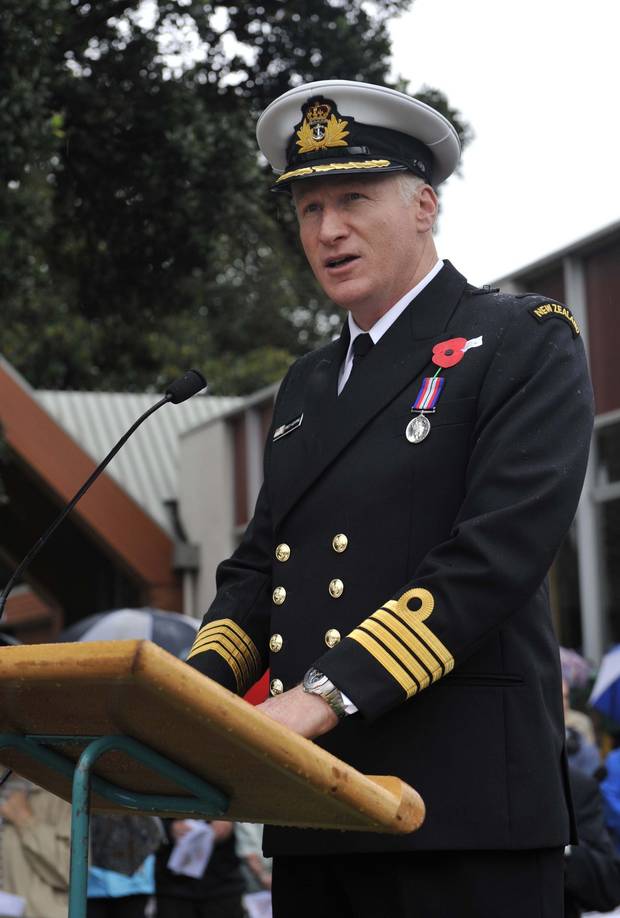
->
[395, 172, 426, 204]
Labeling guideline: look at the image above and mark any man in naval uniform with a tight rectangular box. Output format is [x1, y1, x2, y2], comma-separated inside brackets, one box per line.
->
[187, 80, 594, 917]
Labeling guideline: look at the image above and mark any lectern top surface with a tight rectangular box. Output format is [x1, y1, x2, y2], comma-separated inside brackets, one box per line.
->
[0, 640, 424, 834]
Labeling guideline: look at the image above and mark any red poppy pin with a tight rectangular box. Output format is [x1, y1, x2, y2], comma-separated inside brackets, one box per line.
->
[432, 335, 483, 369]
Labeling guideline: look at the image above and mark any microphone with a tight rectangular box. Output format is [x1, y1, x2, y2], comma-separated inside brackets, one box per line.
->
[165, 369, 207, 404]
[0, 369, 207, 623]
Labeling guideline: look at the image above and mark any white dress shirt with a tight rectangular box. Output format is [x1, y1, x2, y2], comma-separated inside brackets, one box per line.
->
[338, 259, 444, 394]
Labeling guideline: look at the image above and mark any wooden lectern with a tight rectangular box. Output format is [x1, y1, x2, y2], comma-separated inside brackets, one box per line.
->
[0, 641, 425, 917]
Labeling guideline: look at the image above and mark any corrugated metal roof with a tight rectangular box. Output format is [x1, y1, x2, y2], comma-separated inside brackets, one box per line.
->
[36, 391, 242, 534]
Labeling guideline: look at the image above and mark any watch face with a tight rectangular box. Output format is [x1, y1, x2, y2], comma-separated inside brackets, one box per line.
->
[304, 667, 326, 691]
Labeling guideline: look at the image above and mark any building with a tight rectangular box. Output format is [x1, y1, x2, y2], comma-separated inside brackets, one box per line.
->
[177, 384, 278, 617]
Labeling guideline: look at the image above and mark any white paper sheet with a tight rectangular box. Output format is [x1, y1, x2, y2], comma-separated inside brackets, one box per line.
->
[0, 889, 26, 917]
[166, 820, 215, 879]
[243, 890, 273, 918]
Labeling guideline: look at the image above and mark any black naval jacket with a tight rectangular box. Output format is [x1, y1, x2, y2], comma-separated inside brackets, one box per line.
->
[187, 261, 594, 856]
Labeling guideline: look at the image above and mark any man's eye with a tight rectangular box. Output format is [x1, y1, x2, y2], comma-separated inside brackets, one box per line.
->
[345, 192, 364, 202]
[303, 202, 320, 215]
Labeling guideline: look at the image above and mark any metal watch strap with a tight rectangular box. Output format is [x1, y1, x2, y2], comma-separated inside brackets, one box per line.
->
[302, 667, 347, 719]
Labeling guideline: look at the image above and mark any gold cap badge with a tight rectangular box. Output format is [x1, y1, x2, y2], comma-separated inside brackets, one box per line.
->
[295, 97, 349, 155]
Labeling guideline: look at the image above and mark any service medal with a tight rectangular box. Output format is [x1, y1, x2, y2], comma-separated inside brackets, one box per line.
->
[406, 376, 444, 444]
[406, 414, 431, 443]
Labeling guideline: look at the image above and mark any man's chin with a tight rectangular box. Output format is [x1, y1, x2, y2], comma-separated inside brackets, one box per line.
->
[323, 281, 373, 313]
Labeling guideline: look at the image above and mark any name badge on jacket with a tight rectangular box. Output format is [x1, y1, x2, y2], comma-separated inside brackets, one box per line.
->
[273, 413, 303, 441]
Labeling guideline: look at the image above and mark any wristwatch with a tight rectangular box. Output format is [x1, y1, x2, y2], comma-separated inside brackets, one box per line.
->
[302, 667, 347, 719]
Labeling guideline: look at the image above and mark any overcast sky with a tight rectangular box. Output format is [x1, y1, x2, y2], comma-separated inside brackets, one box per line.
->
[388, 0, 620, 284]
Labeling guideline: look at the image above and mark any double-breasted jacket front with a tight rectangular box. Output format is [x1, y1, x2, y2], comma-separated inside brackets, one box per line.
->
[188, 261, 594, 856]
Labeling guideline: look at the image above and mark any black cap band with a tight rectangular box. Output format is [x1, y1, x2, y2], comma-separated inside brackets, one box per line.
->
[287, 123, 433, 184]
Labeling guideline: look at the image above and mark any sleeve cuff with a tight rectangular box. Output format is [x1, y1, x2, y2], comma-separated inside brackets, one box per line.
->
[186, 618, 262, 695]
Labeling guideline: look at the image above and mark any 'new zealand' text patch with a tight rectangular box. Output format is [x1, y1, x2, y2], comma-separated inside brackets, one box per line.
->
[529, 302, 580, 337]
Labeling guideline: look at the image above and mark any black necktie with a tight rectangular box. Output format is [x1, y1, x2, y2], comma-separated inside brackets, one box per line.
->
[350, 333, 374, 378]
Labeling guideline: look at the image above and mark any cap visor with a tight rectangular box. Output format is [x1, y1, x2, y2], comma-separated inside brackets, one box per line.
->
[271, 159, 408, 192]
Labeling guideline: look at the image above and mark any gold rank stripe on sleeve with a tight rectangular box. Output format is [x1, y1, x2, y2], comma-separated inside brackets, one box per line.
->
[196, 618, 262, 673]
[187, 626, 258, 693]
[371, 610, 443, 683]
[348, 587, 454, 698]
[187, 619, 261, 694]
[348, 627, 416, 695]
[188, 619, 261, 676]
[354, 619, 429, 690]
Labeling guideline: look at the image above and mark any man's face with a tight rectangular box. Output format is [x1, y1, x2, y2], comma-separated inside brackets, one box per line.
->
[293, 174, 434, 322]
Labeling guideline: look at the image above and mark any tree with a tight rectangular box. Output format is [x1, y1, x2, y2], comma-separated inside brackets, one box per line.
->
[1, 0, 470, 394]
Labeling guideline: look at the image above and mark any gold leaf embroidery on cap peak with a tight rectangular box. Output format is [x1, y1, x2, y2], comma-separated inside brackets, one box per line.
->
[276, 159, 391, 184]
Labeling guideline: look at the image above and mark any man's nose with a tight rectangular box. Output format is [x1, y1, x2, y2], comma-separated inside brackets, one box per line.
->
[318, 207, 348, 244]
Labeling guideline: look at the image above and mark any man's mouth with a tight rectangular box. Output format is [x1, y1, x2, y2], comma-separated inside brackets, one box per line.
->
[325, 255, 359, 269]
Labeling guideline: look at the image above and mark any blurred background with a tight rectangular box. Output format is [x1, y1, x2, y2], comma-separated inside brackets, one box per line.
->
[1, 5, 620, 916]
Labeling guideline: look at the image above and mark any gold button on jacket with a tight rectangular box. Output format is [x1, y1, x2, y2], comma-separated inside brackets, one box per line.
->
[269, 633, 284, 653]
[272, 586, 287, 605]
[328, 578, 344, 598]
[332, 533, 348, 553]
[325, 628, 341, 648]
[275, 543, 291, 562]
[270, 678, 284, 696]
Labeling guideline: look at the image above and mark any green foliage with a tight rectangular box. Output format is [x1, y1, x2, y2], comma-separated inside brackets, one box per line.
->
[204, 347, 295, 396]
[1, 0, 471, 394]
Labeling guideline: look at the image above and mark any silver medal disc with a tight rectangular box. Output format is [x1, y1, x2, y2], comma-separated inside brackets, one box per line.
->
[405, 414, 431, 444]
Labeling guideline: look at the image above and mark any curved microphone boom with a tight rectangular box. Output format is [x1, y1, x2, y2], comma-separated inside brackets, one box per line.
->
[0, 369, 207, 623]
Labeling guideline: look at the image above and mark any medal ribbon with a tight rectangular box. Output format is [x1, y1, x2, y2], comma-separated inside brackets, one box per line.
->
[412, 376, 445, 412]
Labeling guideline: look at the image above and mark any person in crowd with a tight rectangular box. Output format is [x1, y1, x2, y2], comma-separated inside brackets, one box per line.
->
[87, 813, 161, 918]
[236, 823, 272, 917]
[0, 778, 71, 918]
[155, 819, 245, 918]
[599, 733, 620, 859]
[564, 679, 601, 776]
[186, 78, 594, 916]
[565, 766, 620, 917]
[563, 677, 597, 746]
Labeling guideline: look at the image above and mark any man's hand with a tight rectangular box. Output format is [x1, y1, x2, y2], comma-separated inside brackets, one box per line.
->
[246, 852, 272, 890]
[257, 684, 339, 739]
[0, 789, 35, 829]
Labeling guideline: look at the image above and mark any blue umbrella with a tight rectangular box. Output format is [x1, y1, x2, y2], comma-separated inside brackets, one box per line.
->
[59, 607, 199, 659]
[589, 645, 620, 726]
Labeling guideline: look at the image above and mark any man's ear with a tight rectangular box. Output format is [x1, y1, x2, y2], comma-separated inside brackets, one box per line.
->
[417, 185, 439, 232]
